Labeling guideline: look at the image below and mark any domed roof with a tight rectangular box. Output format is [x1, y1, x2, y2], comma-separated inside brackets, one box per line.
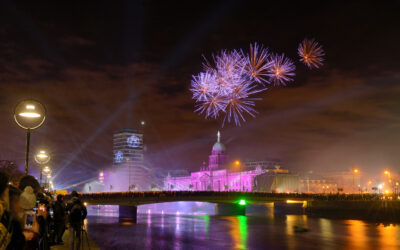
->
[212, 141, 226, 152]
[212, 131, 226, 152]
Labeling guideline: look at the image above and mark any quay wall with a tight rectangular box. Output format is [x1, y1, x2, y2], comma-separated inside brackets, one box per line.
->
[306, 200, 400, 220]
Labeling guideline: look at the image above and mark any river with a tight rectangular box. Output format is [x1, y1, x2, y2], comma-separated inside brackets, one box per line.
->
[84, 204, 400, 249]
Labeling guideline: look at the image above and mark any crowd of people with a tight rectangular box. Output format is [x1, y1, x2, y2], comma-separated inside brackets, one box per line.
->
[0, 171, 87, 250]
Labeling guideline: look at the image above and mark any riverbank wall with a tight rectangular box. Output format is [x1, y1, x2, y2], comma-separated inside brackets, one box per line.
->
[306, 200, 400, 221]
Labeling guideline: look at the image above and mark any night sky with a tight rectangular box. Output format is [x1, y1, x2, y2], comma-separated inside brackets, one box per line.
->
[1, 1, 400, 187]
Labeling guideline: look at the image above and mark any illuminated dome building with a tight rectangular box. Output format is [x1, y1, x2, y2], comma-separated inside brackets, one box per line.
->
[165, 131, 269, 192]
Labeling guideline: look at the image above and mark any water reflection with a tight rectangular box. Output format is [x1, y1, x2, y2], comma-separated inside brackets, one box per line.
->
[378, 223, 399, 249]
[85, 211, 400, 249]
[346, 220, 368, 249]
[226, 216, 247, 249]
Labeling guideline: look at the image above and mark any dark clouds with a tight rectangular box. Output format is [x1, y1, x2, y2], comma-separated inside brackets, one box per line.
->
[0, 1, 400, 186]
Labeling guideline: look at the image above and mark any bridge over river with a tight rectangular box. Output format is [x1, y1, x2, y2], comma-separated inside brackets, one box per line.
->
[77, 191, 400, 222]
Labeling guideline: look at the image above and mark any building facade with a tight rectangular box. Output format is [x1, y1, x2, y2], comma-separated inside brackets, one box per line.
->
[165, 132, 277, 192]
[244, 159, 281, 171]
[300, 173, 338, 193]
[112, 128, 150, 190]
[253, 171, 299, 193]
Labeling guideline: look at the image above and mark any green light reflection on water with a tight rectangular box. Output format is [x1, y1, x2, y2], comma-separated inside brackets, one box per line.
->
[238, 216, 248, 249]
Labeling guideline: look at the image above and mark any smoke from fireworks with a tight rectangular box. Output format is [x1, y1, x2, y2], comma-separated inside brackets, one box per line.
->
[298, 38, 325, 68]
[191, 39, 324, 126]
[268, 53, 296, 86]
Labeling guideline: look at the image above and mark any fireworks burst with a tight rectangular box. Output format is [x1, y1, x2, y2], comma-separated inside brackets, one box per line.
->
[298, 38, 325, 68]
[191, 39, 324, 126]
[191, 49, 267, 126]
[268, 53, 296, 86]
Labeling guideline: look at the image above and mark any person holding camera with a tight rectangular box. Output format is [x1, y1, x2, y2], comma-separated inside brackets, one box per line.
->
[66, 191, 87, 250]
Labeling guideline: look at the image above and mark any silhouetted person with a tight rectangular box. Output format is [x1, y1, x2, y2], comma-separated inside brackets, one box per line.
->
[53, 194, 66, 245]
[66, 191, 87, 250]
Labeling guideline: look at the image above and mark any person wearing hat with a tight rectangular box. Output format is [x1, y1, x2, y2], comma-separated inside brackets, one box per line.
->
[19, 186, 41, 250]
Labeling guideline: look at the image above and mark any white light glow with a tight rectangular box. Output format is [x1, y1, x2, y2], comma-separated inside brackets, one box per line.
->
[19, 112, 41, 118]
[26, 105, 35, 110]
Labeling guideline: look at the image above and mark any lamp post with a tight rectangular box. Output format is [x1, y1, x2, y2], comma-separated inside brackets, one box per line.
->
[384, 170, 392, 193]
[34, 150, 50, 185]
[352, 168, 359, 193]
[43, 166, 51, 189]
[235, 160, 242, 191]
[46, 174, 51, 190]
[14, 100, 46, 175]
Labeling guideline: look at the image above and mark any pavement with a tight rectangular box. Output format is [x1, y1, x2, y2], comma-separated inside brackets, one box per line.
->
[50, 227, 100, 250]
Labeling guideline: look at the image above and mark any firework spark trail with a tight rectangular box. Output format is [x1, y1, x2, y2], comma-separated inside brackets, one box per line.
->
[244, 42, 271, 85]
[195, 94, 226, 119]
[298, 38, 325, 69]
[190, 72, 217, 102]
[268, 53, 296, 86]
[223, 80, 267, 126]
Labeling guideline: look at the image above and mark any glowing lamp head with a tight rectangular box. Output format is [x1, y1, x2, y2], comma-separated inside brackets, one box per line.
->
[385, 190, 390, 194]
[378, 184, 383, 189]
[34, 150, 50, 164]
[19, 112, 41, 118]
[14, 100, 46, 130]
[384, 170, 389, 175]
[353, 169, 359, 173]
[235, 160, 240, 166]
[239, 199, 246, 205]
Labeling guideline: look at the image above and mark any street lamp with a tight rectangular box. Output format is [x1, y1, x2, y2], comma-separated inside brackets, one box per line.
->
[235, 160, 242, 191]
[43, 166, 51, 174]
[46, 174, 51, 189]
[14, 100, 46, 174]
[384, 170, 393, 193]
[352, 168, 359, 193]
[34, 150, 50, 185]
[43, 167, 51, 189]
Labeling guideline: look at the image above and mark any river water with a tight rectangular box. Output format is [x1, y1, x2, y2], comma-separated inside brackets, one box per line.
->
[85, 204, 400, 250]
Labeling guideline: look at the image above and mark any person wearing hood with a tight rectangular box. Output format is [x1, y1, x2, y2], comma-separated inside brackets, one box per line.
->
[66, 191, 87, 250]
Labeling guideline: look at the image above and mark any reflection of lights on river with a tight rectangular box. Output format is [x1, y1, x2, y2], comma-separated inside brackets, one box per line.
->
[147, 211, 151, 225]
[378, 223, 398, 248]
[319, 218, 333, 239]
[146, 213, 152, 249]
[176, 211, 181, 231]
[285, 215, 307, 249]
[227, 216, 247, 249]
[203, 215, 210, 234]
[161, 212, 164, 229]
[346, 220, 367, 249]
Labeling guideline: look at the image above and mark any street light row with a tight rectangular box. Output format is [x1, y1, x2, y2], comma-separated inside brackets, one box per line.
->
[14, 99, 53, 190]
[34, 150, 53, 190]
